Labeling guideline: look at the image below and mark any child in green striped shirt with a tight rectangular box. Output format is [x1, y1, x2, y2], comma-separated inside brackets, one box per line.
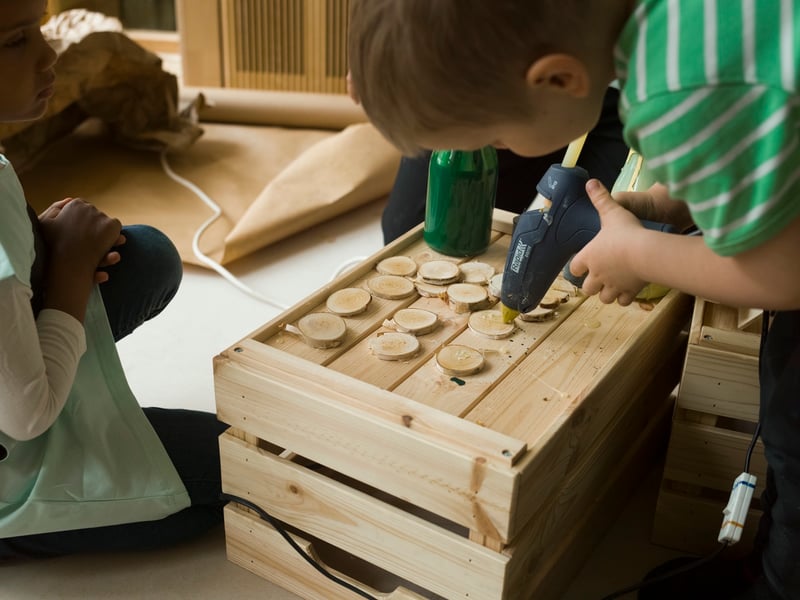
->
[348, 1, 800, 598]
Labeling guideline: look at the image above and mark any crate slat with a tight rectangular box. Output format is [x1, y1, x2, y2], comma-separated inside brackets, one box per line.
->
[394, 289, 586, 417]
[221, 435, 508, 599]
[225, 505, 429, 600]
[652, 490, 761, 557]
[662, 420, 767, 493]
[678, 344, 759, 421]
[483, 290, 692, 538]
[215, 340, 526, 539]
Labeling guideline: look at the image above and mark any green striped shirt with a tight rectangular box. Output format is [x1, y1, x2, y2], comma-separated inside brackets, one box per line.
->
[615, 0, 800, 256]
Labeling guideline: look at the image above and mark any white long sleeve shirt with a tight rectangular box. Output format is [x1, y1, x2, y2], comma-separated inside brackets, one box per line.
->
[0, 276, 86, 441]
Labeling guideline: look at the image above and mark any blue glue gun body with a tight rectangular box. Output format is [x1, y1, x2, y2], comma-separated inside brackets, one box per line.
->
[500, 164, 675, 315]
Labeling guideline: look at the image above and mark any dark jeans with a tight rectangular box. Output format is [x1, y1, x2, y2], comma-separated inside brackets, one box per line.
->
[381, 88, 629, 244]
[749, 310, 800, 600]
[0, 225, 227, 559]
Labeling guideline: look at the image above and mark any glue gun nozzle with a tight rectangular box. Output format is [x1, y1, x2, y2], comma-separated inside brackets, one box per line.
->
[500, 303, 520, 324]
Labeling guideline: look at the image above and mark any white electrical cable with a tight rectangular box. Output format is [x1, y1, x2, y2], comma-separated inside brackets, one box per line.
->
[159, 150, 369, 309]
[159, 149, 289, 309]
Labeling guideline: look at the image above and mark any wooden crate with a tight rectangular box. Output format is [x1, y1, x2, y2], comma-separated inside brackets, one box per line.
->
[652, 299, 767, 557]
[214, 210, 692, 600]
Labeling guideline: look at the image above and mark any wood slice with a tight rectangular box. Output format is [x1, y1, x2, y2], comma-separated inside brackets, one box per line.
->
[391, 308, 439, 335]
[417, 260, 461, 284]
[459, 261, 495, 284]
[436, 345, 485, 376]
[367, 275, 417, 300]
[517, 305, 556, 322]
[468, 310, 516, 339]
[538, 294, 562, 309]
[376, 256, 418, 277]
[447, 283, 489, 314]
[415, 280, 449, 298]
[488, 273, 504, 298]
[326, 288, 372, 316]
[296, 313, 347, 348]
[369, 332, 420, 361]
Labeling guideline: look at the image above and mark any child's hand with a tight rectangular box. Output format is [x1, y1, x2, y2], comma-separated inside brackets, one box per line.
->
[613, 183, 695, 232]
[38, 197, 124, 283]
[570, 180, 648, 306]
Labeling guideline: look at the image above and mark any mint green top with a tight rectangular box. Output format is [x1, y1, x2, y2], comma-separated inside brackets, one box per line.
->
[0, 155, 189, 537]
[615, 0, 800, 256]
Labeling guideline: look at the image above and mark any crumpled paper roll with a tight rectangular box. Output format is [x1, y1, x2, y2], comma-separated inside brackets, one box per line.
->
[0, 11, 200, 172]
[218, 122, 401, 264]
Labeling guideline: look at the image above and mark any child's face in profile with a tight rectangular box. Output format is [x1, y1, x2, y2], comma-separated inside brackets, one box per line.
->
[0, 0, 57, 123]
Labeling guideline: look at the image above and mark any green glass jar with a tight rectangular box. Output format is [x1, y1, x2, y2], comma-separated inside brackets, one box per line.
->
[423, 146, 499, 256]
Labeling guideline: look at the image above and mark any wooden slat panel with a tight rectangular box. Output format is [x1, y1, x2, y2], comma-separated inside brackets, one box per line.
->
[678, 344, 759, 421]
[698, 325, 760, 356]
[496, 290, 692, 538]
[508, 363, 678, 600]
[225, 505, 428, 600]
[662, 420, 766, 492]
[215, 341, 526, 539]
[221, 435, 508, 599]
[261, 232, 502, 364]
[326, 238, 510, 388]
[652, 490, 761, 558]
[394, 280, 586, 417]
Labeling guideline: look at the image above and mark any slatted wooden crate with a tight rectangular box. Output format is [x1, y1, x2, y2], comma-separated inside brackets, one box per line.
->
[214, 210, 692, 600]
[652, 299, 767, 557]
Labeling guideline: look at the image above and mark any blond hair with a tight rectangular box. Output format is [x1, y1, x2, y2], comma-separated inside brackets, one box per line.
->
[347, 0, 577, 155]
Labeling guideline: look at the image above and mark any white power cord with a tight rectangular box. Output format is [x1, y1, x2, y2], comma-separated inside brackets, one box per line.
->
[159, 149, 288, 309]
[160, 149, 372, 310]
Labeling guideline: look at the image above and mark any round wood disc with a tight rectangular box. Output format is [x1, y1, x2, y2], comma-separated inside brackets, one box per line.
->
[326, 288, 372, 316]
[376, 256, 418, 277]
[436, 345, 485, 376]
[391, 308, 439, 335]
[417, 260, 461, 284]
[415, 280, 448, 299]
[488, 273, 504, 298]
[447, 283, 489, 313]
[538, 294, 562, 309]
[518, 305, 556, 322]
[368, 275, 417, 300]
[459, 261, 495, 284]
[468, 310, 516, 339]
[296, 313, 347, 348]
[369, 332, 420, 361]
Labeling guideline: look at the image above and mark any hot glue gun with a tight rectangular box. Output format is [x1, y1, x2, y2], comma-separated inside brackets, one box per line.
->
[499, 164, 676, 322]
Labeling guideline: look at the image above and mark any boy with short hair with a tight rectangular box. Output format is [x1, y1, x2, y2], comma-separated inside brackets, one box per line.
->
[348, 2, 800, 598]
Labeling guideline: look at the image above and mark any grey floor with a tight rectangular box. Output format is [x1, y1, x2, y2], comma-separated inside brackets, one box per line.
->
[2, 200, 688, 599]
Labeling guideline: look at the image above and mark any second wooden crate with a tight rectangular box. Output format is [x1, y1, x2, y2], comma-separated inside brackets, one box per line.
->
[652, 298, 767, 556]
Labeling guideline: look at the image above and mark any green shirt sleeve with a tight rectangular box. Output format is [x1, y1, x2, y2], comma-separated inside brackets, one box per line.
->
[622, 84, 800, 256]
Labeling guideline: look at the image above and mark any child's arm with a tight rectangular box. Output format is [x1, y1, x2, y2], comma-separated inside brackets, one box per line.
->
[570, 180, 800, 310]
[0, 279, 86, 440]
[38, 198, 124, 322]
[0, 198, 124, 441]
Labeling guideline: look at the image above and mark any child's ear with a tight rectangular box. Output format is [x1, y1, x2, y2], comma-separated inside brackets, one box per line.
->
[525, 54, 590, 98]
